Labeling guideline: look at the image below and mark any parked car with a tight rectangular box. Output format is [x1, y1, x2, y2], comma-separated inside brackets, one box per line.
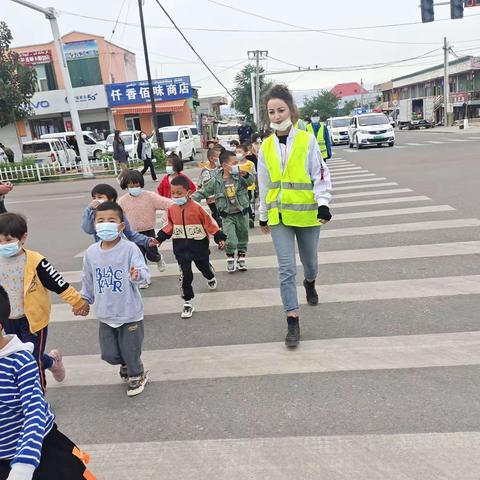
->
[105, 131, 140, 159]
[40, 131, 106, 159]
[326, 116, 351, 145]
[416, 119, 434, 129]
[348, 113, 395, 148]
[157, 126, 195, 161]
[22, 139, 75, 166]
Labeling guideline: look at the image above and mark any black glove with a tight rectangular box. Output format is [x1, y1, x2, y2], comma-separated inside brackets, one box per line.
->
[259, 220, 268, 227]
[317, 205, 332, 222]
[156, 230, 171, 243]
[213, 230, 227, 244]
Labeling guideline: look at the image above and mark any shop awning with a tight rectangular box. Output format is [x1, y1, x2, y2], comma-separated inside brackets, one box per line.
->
[111, 99, 187, 115]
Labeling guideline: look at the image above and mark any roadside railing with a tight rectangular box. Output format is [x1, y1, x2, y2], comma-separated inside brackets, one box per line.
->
[0, 157, 143, 183]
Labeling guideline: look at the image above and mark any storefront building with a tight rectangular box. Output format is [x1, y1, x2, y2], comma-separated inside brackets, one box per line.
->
[106, 76, 198, 133]
[12, 31, 137, 141]
[379, 56, 480, 124]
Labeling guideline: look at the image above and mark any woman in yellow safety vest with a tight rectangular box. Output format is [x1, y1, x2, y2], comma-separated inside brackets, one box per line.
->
[258, 84, 332, 348]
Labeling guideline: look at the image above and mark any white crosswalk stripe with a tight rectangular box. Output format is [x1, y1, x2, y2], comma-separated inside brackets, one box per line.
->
[53, 160, 480, 479]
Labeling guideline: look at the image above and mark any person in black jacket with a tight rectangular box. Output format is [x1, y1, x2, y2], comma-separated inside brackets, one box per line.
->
[113, 130, 128, 181]
[137, 131, 157, 181]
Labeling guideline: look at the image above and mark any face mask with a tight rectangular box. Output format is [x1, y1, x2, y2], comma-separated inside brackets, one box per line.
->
[236, 153, 244, 161]
[230, 165, 239, 175]
[173, 196, 188, 206]
[95, 222, 120, 241]
[128, 187, 142, 197]
[311, 116, 320, 123]
[166, 166, 174, 175]
[270, 118, 292, 131]
[215, 159, 221, 167]
[0, 241, 21, 258]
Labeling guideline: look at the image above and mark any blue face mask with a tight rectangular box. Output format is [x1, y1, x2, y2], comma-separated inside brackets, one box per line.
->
[230, 165, 239, 175]
[95, 222, 120, 241]
[128, 187, 142, 197]
[173, 196, 188, 206]
[166, 166, 174, 175]
[0, 241, 21, 258]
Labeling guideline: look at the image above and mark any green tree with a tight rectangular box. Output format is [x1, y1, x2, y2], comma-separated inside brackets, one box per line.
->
[232, 64, 273, 127]
[339, 100, 357, 116]
[0, 22, 37, 128]
[300, 90, 339, 120]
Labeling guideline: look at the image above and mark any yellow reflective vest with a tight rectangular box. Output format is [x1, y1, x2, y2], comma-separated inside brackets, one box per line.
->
[306, 122, 328, 159]
[263, 130, 319, 227]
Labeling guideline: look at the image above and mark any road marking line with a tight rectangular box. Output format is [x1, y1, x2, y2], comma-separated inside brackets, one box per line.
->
[438, 138, 469, 142]
[8, 195, 86, 205]
[51, 330, 480, 387]
[83, 432, 480, 479]
[328, 167, 363, 172]
[393, 145, 408, 149]
[334, 182, 399, 191]
[334, 177, 388, 185]
[405, 143, 426, 146]
[332, 196, 431, 208]
[334, 205, 454, 220]
[426, 141, 445, 144]
[334, 188, 413, 199]
[331, 173, 376, 180]
[62, 240, 480, 284]
[466, 136, 480, 140]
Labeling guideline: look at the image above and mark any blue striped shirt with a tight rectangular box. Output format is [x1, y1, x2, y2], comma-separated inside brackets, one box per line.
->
[0, 348, 54, 468]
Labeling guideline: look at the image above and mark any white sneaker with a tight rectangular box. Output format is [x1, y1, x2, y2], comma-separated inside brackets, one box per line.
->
[139, 283, 150, 289]
[237, 257, 247, 271]
[226, 258, 236, 273]
[48, 349, 65, 382]
[207, 277, 217, 290]
[156, 254, 166, 272]
[181, 302, 194, 318]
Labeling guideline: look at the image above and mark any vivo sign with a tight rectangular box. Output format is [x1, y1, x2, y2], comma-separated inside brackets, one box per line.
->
[31, 100, 50, 109]
[29, 85, 108, 115]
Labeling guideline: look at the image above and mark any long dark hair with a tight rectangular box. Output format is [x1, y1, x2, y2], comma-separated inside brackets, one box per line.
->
[263, 84, 299, 124]
[113, 130, 124, 145]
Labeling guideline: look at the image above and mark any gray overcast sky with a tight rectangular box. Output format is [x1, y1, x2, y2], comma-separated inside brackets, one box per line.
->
[3, 0, 480, 97]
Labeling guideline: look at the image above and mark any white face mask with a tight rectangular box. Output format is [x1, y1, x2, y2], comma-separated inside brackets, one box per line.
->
[270, 118, 292, 131]
[311, 116, 320, 123]
[236, 153, 244, 161]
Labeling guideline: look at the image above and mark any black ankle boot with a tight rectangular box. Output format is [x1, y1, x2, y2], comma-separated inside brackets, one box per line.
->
[285, 316, 300, 348]
[303, 279, 318, 306]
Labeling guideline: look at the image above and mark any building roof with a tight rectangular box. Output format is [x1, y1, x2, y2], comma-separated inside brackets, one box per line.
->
[392, 56, 472, 82]
[331, 82, 368, 98]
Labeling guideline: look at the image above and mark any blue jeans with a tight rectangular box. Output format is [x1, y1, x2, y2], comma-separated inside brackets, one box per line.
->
[270, 223, 321, 313]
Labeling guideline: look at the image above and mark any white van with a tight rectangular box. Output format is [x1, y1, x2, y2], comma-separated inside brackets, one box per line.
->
[216, 123, 240, 149]
[105, 131, 140, 159]
[40, 131, 105, 159]
[22, 139, 75, 166]
[177, 124, 201, 153]
[157, 126, 195, 161]
[348, 113, 395, 149]
[326, 116, 351, 145]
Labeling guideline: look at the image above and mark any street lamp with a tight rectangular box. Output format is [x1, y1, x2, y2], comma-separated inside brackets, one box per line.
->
[10, 0, 92, 176]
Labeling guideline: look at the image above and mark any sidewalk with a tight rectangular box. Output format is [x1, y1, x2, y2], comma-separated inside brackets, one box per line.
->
[404, 124, 480, 135]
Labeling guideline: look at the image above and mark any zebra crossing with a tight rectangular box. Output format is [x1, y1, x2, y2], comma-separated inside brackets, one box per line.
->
[340, 134, 480, 152]
[47, 157, 480, 479]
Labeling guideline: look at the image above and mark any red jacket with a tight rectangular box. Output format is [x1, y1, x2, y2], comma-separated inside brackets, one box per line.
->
[157, 173, 196, 198]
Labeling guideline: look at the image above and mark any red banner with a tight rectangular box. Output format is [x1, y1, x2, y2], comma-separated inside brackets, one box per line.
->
[18, 50, 52, 66]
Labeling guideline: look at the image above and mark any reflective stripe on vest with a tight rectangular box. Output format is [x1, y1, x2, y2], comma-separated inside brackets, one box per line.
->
[263, 130, 318, 227]
[306, 123, 328, 159]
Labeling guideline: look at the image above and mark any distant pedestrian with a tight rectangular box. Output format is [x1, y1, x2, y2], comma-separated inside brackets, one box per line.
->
[80, 201, 149, 397]
[112, 130, 128, 181]
[0, 182, 13, 214]
[306, 110, 332, 161]
[258, 85, 332, 348]
[197, 148, 222, 227]
[118, 170, 172, 287]
[157, 154, 196, 199]
[157, 176, 226, 319]
[237, 120, 252, 143]
[0, 143, 14, 163]
[236, 144, 257, 228]
[137, 131, 157, 181]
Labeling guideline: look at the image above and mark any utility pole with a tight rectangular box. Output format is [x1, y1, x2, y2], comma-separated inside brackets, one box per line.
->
[250, 71, 257, 126]
[443, 36, 450, 126]
[11, 0, 92, 176]
[360, 78, 364, 109]
[248, 50, 268, 128]
[138, 0, 164, 150]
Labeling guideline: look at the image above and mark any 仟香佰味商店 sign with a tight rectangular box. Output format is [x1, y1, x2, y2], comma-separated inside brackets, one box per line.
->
[105, 77, 192, 107]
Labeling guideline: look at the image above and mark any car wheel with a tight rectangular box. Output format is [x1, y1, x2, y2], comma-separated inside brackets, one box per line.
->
[355, 135, 362, 149]
[94, 150, 102, 160]
[348, 139, 353, 148]
[388, 142, 394, 147]
[189, 149, 195, 161]
[178, 151, 182, 160]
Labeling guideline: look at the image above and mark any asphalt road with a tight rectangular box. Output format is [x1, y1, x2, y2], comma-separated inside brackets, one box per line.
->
[3, 129, 480, 479]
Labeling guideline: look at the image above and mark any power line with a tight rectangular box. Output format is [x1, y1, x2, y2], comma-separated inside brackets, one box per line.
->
[109, 0, 128, 42]
[153, 0, 235, 100]
[193, 60, 247, 83]
[59, 8, 480, 38]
